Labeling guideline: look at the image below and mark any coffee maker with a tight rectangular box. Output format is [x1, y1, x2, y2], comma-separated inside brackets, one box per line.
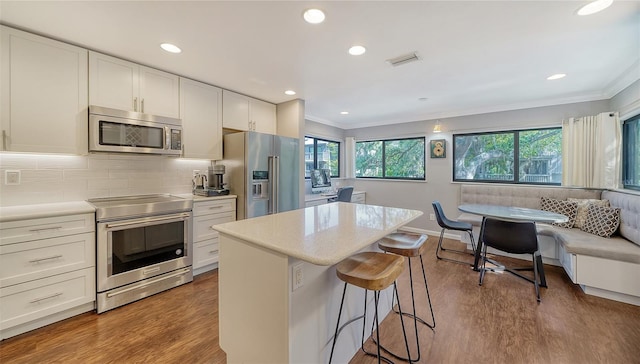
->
[193, 163, 230, 196]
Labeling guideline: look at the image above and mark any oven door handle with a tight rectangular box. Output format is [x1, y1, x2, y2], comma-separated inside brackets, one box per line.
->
[105, 213, 191, 229]
[106, 267, 191, 298]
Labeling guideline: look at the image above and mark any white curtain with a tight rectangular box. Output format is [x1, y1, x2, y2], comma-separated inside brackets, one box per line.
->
[562, 112, 621, 188]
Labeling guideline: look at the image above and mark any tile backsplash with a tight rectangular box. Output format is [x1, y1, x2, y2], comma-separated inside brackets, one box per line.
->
[0, 153, 211, 206]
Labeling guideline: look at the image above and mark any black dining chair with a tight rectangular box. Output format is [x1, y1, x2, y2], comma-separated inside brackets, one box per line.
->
[432, 201, 476, 265]
[329, 186, 354, 203]
[478, 217, 543, 302]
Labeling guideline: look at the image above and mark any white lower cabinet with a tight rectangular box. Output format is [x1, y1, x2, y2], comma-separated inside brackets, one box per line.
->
[192, 197, 236, 275]
[0, 213, 96, 340]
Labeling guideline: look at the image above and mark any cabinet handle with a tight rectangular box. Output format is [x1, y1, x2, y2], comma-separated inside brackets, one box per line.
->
[30, 292, 63, 304]
[141, 98, 145, 113]
[134, 97, 138, 111]
[209, 250, 219, 255]
[208, 206, 224, 210]
[28, 226, 62, 232]
[2, 130, 6, 151]
[29, 255, 63, 263]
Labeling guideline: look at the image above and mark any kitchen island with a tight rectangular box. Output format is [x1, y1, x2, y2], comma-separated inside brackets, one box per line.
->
[213, 202, 422, 363]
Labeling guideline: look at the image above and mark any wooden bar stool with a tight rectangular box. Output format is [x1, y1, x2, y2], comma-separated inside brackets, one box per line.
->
[329, 252, 412, 364]
[377, 232, 435, 362]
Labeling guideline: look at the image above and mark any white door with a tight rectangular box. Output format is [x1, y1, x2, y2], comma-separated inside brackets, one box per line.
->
[251, 98, 276, 135]
[222, 90, 250, 131]
[139, 66, 180, 118]
[1, 26, 88, 154]
[180, 78, 223, 160]
[89, 52, 138, 112]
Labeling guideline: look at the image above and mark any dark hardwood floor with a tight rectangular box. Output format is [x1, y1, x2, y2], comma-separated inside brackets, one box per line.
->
[2, 237, 640, 364]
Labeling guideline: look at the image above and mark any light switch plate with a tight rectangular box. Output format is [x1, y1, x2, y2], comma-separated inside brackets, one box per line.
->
[5, 170, 20, 185]
[292, 263, 304, 291]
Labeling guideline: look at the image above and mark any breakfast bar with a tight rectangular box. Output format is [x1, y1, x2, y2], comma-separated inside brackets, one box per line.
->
[213, 202, 422, 363]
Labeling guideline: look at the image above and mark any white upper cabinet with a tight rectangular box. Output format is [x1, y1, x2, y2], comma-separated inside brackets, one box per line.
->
[0, 26, 88, 154]
[180, 78, 223, 160]
[222, 90, 276, 134]
[222, 90, 250, 131]
[89, 51, 180, 118]
[251, 98, 276, 135]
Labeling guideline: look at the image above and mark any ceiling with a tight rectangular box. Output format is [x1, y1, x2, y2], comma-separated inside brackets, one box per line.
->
[1, 1, 639, 129]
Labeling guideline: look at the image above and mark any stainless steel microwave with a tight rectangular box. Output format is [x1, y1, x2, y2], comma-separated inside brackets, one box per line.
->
[89, 106, 182, 156]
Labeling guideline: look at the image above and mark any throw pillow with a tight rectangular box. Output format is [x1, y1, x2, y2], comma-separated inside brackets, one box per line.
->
[581, 204, 621, 238]
[539, 197, 577, 228]
[567, 198, 610, 229]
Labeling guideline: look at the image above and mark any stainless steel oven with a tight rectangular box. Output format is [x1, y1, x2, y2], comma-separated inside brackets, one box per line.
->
[89, 195, 193, 313]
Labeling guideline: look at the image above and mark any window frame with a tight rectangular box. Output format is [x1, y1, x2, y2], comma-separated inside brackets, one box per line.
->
[355, 136, 426, 181]
[452, 127, 562, 185]
[623, 114, 640, 191]
[304, 136, 341, 179]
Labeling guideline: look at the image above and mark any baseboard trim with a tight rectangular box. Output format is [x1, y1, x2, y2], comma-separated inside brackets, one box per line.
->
[581, 285, 640, 306]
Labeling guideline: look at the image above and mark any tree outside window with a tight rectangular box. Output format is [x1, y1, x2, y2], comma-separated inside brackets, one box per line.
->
[304, 137, 340, 178]
[623, 115, 640, 190]
[454, 128, 561, 184]
[355, 137, 425, 180]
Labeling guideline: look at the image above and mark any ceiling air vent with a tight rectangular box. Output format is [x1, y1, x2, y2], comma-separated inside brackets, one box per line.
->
[386, 52, 421, 67]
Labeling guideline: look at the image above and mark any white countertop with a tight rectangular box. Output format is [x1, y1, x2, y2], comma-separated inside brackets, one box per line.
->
[0, 201, 96, 222]
[213, 202, 422, 266]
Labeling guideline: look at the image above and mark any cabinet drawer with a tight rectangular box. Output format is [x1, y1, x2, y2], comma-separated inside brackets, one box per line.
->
[193, 238, 219, 269]
[193, 199, 236, 216]
[1, 233, 95, 288]
[351, 194, 366, 204]
[0, 267, 95, 330]
[194, 212, 235, 242]
[0, 214, 94, 246]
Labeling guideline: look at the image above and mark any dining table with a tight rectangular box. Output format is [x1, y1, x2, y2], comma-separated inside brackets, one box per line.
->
[458, 204, 569, 286]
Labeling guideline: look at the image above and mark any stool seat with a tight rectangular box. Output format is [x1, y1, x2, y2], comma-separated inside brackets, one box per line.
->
[378, 232, 428, 257]
[336, 252, 404, 291]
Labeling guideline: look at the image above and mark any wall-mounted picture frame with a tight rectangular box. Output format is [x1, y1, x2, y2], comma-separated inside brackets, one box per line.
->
[430, 139, 446, 158]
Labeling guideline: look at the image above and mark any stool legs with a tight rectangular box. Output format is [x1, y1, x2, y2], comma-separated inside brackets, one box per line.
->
[383, 255, 435, 362]
[329, 282, 411, 364]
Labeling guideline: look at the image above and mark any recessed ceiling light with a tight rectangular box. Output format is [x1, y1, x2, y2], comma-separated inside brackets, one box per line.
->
[577, 0, 613, 16]
[160, 43, 182, 54]
[418, 97, 429, 102]
[340, 111, 349, 115]
[303, 9, 325, 24]
[348, 45, 366, 56]
[285, 90, 296, 96]
[547, 73, 567, 80]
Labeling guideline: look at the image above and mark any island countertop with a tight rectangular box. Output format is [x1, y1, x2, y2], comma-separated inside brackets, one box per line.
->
[212, 202, 422, 266]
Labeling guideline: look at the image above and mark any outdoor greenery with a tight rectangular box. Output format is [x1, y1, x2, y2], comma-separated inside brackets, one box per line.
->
[623, 115, 640, 190]
[356, 137, 425, 179]
[304, 137, 340, 178]
[454, 128, 562, 184]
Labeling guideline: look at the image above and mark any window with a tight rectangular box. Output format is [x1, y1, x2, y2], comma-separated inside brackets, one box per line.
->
[355, 137, 425, 180]
[623, 114, 640, 190]
[453, 127, 562, 184]
[304, 137, 340, 178]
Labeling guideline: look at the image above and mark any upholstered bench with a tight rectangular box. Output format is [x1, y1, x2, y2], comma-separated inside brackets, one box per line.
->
[457, 184, 640, 306]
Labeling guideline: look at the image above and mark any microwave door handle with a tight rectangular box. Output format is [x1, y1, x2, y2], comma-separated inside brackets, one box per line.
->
[165, 126, 170, 150]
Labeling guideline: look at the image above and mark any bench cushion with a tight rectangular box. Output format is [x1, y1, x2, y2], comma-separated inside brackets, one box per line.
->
[552, 227, 640, 264]
[603, 190, 640, 248]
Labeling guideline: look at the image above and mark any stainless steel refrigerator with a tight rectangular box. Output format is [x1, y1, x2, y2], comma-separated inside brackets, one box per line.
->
[223, 131, 300, 220]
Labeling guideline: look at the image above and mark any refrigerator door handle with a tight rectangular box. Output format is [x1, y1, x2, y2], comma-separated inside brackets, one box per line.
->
[268, 155, 280, 214]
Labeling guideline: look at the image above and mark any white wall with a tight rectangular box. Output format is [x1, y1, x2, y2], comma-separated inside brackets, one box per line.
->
[344, 99, 612, 234]
[0, 153, 210, 206]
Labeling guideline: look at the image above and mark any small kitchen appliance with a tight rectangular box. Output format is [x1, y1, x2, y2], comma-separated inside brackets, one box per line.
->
[193, 163, 230, 197]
